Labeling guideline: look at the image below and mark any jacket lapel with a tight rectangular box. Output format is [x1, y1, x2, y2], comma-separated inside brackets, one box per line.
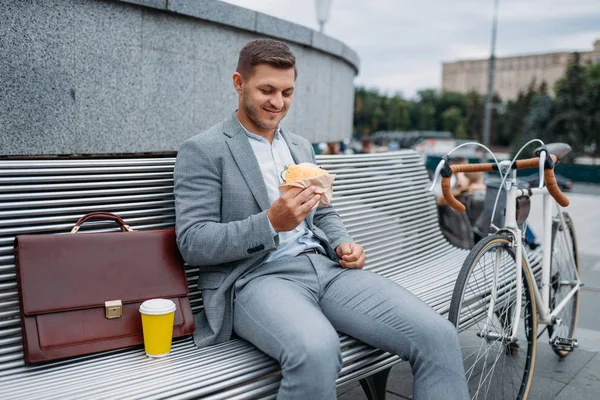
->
[224, 114, 271, 212]
[280, 129, 305, 164]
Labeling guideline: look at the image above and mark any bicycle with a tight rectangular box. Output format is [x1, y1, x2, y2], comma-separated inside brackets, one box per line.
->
[430, 141, 582, 400]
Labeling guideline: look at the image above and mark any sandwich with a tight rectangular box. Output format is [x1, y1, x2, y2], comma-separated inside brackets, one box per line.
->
[281, 163, 328, 183]
[279, 163, 336, 207]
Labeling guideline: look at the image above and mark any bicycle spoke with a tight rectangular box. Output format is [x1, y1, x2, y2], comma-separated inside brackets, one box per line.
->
[481, 345, 506, 398]
[450, 236, 536, 400]
[548, 213, 579, 353]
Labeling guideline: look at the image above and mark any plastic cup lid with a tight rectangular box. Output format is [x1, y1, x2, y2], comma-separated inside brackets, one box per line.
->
[139, 299, 176, 315]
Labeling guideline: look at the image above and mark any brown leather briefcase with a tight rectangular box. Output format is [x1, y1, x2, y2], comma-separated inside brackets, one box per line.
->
[14, 212, 195, 364]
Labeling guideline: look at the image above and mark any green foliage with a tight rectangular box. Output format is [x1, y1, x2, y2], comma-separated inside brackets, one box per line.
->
[549, 53, 587, 153]
[442, 106, 467, 139]
[353, 53, 600, 158]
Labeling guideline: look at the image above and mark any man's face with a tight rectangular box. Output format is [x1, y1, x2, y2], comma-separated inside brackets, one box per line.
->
[235, 64, 295, 134]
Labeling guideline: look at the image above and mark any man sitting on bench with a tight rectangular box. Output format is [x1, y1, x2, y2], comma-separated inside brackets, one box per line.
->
[174, 38, 469, 400]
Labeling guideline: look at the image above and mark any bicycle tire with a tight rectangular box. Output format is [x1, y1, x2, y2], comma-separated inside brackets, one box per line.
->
[547, 212, 580, 357]
[448, 234, 538, 400]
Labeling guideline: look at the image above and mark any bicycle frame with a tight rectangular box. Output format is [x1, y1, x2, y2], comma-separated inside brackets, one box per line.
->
[483, 168, 582, 341]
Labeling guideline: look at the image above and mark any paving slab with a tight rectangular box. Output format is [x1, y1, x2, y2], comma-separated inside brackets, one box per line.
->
[529, 375, 567, 400]
[555, 353, 600, 400]
[336, 381, 360, 397]
[533, 341, 597, 384]
[578, 290, 600, 333]
[385, 362, 413, 399]
[337, 383, 409, 399]
[336, 384, 367, 399]
[336, 363, 413, 399]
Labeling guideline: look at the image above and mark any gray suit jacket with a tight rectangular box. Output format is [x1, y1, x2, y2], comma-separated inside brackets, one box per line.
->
[174, 112, 354, 348]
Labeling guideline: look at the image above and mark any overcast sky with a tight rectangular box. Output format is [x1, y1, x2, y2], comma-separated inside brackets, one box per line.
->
[222, 0, 600, 98]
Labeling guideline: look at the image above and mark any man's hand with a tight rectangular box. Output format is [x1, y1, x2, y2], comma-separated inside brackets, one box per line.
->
[336, 242, 366, 269]
[268, 186, 321, 232]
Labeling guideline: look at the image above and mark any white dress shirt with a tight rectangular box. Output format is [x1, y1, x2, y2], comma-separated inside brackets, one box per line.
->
[238, 119, 326, 262]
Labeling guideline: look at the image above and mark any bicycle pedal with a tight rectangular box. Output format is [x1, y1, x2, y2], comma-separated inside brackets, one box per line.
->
[550, 337, 579, 352]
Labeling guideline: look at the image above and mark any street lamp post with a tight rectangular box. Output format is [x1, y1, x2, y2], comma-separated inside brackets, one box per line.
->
[315, 0, 332, 33]
[482, 0, 499, 152]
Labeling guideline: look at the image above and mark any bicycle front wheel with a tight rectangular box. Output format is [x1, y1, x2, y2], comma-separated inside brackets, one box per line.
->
[548, 212, 580, 357]
[448, 235, 538, 400]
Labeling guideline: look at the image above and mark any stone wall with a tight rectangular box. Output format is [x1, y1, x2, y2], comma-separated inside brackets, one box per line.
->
[0, 0, 360, 156]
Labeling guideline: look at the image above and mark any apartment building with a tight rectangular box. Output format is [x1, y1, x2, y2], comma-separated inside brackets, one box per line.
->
[442, 39, 600, 101]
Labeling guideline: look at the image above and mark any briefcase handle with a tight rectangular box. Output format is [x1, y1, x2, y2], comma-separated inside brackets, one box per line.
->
[71, 212, 134, 234]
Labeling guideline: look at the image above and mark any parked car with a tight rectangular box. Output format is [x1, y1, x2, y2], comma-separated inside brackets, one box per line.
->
[521, 173, 573, 192]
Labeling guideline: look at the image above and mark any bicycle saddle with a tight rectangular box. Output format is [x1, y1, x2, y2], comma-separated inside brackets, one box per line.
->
[534, 142, 571, 161]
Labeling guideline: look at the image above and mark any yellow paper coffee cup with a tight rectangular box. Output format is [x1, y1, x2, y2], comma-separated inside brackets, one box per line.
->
[139, 299, 176, 358]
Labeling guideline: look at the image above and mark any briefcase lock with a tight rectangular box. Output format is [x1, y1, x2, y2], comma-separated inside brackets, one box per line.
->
[105, 300, 123, 319]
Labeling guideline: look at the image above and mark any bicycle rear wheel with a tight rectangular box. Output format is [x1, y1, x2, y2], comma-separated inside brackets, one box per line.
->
[448, 235, 537, 400]
[548, 212, 580, 357]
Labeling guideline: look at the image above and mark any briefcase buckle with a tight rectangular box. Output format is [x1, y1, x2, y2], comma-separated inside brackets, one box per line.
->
[105, 300, 123, 319]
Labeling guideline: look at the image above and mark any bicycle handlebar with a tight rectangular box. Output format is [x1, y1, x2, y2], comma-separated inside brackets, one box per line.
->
[441, 154, 570, 213]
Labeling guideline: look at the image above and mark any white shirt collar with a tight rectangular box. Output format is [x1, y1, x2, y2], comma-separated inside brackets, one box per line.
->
[236, 117, 281, 142]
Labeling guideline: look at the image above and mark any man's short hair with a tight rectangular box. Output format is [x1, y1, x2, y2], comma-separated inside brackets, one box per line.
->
[237, 38, 297, 79]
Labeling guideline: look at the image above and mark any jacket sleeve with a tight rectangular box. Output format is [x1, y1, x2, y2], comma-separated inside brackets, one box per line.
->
[174, 139, 278, 266]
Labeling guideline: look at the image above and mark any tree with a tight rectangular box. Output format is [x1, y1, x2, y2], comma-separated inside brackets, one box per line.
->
[549, 53, 587, 154]
[497, 82, 537, 149]
[442, 106, 468, 139]
[465, 91, 484, 141]
[518, 92, 554, 155]
[352, 60, 598, 156]
[581, 64, 600, 157]
[413, 89, 439, 131]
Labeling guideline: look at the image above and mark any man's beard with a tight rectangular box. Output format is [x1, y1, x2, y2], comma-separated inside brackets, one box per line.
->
[242, 93, 284, 131]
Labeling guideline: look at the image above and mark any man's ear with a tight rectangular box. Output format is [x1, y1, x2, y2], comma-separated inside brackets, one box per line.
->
[232, 72, 243, 94]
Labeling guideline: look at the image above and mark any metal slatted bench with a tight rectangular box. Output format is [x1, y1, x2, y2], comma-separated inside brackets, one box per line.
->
[0, 150, 542, 399]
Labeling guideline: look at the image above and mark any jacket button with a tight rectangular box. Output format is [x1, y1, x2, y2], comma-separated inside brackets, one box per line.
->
[247, 244, 265, 254]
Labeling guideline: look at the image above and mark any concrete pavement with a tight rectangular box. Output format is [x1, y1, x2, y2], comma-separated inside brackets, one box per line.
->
[337, 345, 600, 399]
[337, 185, 600, 399]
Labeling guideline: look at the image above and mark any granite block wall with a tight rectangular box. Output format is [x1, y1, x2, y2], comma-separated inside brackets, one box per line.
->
[0, 0, 359, 155]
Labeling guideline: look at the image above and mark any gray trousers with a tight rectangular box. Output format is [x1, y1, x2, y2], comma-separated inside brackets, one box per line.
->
[233, 253, 469, 400]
